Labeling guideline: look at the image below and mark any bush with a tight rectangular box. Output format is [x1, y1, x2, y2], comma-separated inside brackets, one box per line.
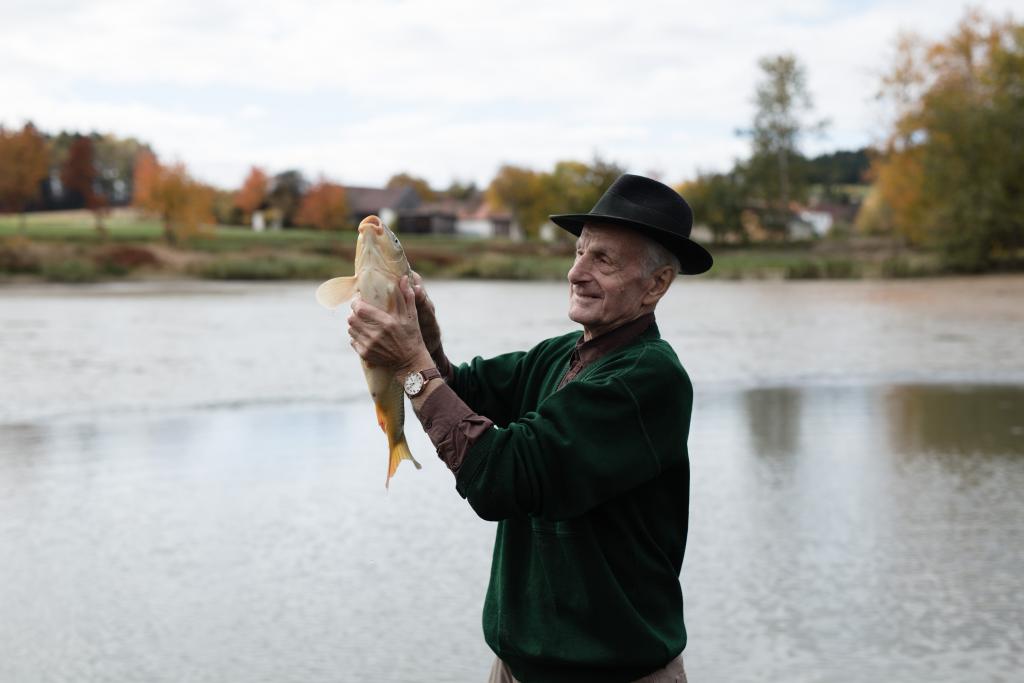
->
[94, 245, 160, 276]
[192, 255, 341, 280]
[784, 260, 821, 279]
[822, 259, 860, 279]
[41, 258, 98, 282]
[0, 237, 41, 274]
[448, 253, 570, 280]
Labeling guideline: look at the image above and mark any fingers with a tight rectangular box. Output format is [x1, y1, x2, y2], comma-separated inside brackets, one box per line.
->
[410, 271, 430, 305]
[349, 296, 386, 325]
[394, 275, 417, 320]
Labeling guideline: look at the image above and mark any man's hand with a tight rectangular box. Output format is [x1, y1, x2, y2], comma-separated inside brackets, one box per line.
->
[410, 270, 443, 358]
[348, 275, 433, 380]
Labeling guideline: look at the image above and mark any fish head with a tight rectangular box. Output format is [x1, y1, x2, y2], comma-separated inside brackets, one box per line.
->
[355, 215, 409, 276]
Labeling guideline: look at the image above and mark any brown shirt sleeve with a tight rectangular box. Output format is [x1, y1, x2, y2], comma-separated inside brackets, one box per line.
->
[433, 347, 455, 384]
[415, 379, 493, 474]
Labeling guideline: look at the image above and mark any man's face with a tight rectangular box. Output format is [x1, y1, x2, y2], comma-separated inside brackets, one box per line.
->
[567, 223, 654, 340]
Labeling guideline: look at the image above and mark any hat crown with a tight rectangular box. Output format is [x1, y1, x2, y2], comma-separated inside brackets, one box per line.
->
[590, 174, 693, 237]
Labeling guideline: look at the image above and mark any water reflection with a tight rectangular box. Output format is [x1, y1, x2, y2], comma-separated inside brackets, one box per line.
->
[743, 387, 802, 458]
[886, 384, 1024, 456]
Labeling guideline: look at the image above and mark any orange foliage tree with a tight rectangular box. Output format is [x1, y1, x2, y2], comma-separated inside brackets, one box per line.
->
[234, 166, 269, 223]
[61, 135, 110, 236]
[867, 10, 1024, 269]
[295, 179, 348, 230]
[133, 150, 213, 244]
[0, 123, 49, 231]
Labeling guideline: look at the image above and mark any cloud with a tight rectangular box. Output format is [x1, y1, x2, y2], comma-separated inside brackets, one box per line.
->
[2, 0, 1019, 188]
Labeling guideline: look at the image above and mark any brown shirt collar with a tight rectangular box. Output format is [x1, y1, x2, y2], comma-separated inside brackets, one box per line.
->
[574, 312, 657, 366]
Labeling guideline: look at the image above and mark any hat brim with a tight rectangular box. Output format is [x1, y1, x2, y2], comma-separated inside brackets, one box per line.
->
[550, 213, 713, 275]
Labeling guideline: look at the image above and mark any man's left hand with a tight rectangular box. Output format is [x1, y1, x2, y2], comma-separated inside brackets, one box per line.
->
[347, 275, 433, 381]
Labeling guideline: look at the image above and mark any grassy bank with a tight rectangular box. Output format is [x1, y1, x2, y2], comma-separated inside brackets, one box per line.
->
[0, 209, 958, 284]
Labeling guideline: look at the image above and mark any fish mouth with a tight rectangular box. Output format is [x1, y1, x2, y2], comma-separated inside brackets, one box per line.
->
[358, 220, 385, 237]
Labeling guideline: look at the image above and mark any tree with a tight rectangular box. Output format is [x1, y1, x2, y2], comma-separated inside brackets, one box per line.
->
[543, 156, 624, 216]
[679, 171, 746, 243]
[295, 179, 348, 230]
[133, 151, 213, 244]
[443, 179, 480, 201]
[267, 170, 308, 227]
[869, 10, 1024, 270]
[61, 135, 109, 236]
[0, 123, 49, 231]
[234, 166, 269, 223]
[740, 54, 827, 234]
[487, 165, 551, 238]
[387, 172, 435, 202]
[92, 134, 148, 206]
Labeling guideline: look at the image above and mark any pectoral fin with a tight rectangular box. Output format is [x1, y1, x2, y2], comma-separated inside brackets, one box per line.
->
[316, 276, 358, 309]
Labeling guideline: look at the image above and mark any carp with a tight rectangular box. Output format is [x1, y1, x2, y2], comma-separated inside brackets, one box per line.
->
[316, 215, 421, 487]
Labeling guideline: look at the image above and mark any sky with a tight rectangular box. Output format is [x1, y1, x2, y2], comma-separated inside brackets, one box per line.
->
[2, 0, 1019, 191]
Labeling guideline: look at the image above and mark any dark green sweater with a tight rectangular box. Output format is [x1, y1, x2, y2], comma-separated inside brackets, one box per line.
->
[452, 323, 692, 683]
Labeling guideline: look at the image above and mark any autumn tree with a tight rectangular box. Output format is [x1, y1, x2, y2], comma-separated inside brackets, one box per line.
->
[132, 148, 160, 208]
[61, 135, 110, 236]
[869, 10, 1024, 270]
[133, 151, 213, 244]
[234, 166, 269, 224]
[543, 157, 624, 216]
[295, 178, 348, 230]
[739, 54, 827, 234]
[679, 171, 746, 243]
[387, 172, 435, 202]
[0, 123, 49, 231]
[487, 165, 551, 239]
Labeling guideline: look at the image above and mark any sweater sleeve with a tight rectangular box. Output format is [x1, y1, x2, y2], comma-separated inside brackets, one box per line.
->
[454, 345, 692, 522]
[449, 350, 530, 427]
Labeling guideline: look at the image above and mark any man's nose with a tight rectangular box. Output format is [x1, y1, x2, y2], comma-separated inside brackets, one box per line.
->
[567, 256, 589, 284]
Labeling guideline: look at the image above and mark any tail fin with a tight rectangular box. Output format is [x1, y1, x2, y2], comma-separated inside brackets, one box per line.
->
[386, 436, 422, 489]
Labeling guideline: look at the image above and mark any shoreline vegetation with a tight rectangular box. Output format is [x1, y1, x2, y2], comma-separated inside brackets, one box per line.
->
[0, 209, 1008, 285]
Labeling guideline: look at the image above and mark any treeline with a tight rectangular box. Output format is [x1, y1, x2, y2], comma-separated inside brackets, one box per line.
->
[0, 128, 149, 232]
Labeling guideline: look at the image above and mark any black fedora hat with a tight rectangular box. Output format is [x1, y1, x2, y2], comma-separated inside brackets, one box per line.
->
[550, 174, 713, 275]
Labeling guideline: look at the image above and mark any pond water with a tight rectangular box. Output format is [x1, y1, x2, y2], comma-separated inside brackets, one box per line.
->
[1, 277, 1022, 682]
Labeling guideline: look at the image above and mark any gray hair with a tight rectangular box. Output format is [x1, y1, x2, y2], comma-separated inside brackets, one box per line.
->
[641, 238, 681, 276]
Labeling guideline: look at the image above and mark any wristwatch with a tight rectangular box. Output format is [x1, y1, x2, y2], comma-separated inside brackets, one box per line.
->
[403, 367, 441, 398]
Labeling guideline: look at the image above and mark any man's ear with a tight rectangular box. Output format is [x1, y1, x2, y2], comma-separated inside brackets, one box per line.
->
[642, 265, 675, 306]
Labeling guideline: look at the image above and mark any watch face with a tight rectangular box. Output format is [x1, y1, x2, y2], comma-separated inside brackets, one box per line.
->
[404, 372, 424, 396]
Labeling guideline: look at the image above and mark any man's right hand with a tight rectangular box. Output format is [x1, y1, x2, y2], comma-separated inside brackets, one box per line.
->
[410, 271, 443, 358]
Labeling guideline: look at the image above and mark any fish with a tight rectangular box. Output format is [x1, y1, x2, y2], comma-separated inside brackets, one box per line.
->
[315, 215, 421, 487]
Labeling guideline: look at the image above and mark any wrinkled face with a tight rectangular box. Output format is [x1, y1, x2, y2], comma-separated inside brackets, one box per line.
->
[567, 223, 655, 340]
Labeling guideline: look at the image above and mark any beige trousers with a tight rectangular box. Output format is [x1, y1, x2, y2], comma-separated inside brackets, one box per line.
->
[487, 655, 687, 683]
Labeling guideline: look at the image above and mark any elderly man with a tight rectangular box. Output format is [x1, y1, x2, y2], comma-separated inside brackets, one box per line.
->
[347, 174, 712, 683]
